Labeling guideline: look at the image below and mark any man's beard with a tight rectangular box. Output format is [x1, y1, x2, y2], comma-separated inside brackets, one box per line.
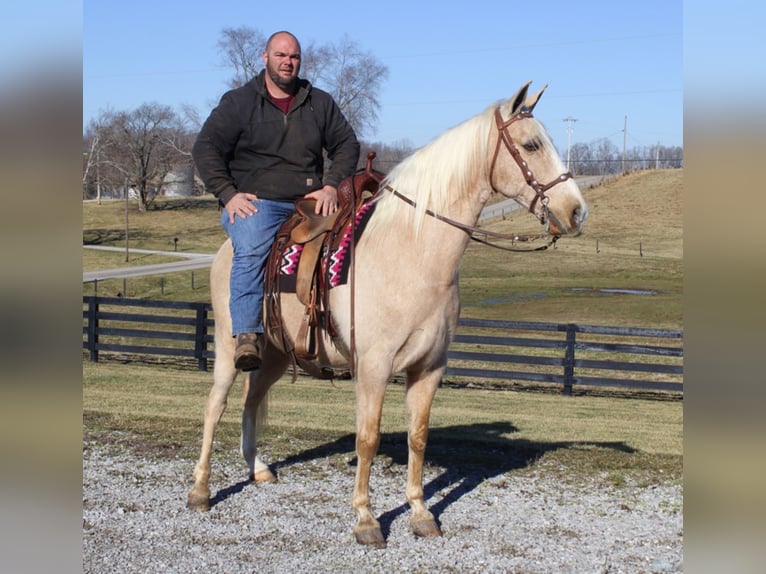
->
[267, 63, 297, 92]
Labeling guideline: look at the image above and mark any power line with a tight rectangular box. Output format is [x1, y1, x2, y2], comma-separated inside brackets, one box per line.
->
[380, 33, 680, 60]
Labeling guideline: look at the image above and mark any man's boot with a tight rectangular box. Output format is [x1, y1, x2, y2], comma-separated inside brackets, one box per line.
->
[234, 333, 262, 372]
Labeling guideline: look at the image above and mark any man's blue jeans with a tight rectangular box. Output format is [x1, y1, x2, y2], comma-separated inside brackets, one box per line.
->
[221, 198, 295, 336]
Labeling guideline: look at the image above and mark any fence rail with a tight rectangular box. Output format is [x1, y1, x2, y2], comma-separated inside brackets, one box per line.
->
[83, 296, 214, 371]
[446, 318, 682, 394]
[82, 297, 683, 395]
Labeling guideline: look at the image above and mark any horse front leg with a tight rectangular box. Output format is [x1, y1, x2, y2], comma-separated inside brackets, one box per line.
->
[405, 367, 443, 538]
[352, 367, 388, 547]
[240, 348, 289, 484]
[187, 357, 238, 511]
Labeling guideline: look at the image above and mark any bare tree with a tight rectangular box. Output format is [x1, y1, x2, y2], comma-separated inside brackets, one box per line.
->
[320, 35, 388, 138]
[298, 40, 333, 86]
[568, 142, 592, 176]
[594, 138, 620, 176]
[217, 27, 268, 89]
[565, 140, 683, 175]
[179, 102, 203, 132]
[85, 103, 191, 210]
[82, 130, 101, 202]
[83, 114, 122, 201]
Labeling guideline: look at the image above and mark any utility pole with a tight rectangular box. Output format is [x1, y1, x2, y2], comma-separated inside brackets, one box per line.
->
[96, 147, 101, 205]
[562, 117, 577, 172]
[124, 176, 130, 262]
[622, 115, 627, 174]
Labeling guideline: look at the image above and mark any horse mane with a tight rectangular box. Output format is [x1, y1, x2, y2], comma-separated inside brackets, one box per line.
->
[365, 103, 496, 239]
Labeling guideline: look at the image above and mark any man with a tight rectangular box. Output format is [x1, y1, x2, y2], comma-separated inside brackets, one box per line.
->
[193, 31, 360, 371]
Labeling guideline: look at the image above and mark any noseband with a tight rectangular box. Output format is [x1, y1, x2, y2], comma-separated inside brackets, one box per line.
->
[489, 108, 573, 225]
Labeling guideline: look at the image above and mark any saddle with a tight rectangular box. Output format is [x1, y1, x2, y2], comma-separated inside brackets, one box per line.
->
[264, 153, 384, 379]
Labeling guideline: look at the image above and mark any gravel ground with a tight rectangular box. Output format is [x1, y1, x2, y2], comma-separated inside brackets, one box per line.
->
[82, 442, 682, 573]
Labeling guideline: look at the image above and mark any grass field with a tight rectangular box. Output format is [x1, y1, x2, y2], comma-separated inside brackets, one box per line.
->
[83, 361, 682, 483]
[83, 169, 683, 482]
[459, 169, 682, 327]
[83, 170, 683, 327]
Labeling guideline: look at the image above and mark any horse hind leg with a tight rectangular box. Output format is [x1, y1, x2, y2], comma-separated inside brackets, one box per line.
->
[187, 352, 239, 512]
[240, 346, 289, 484]
[352, 363, 389, 548]
[405, 367, 443, 538]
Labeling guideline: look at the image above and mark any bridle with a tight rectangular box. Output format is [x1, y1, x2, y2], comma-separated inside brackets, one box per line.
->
[384, 106, 574, 252]
[489, 108, 573, 226]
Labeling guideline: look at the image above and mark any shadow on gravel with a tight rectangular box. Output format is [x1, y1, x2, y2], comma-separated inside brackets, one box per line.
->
[209, 479, 253, 508]
[209, 421, 635, 541]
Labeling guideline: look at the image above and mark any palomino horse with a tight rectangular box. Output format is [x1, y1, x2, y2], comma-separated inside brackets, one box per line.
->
[187, 82, 588, 547]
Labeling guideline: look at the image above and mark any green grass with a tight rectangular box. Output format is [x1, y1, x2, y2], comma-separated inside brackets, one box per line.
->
[83, 361, 682, 483]
[83, 197, 225, 253]
[458, 169, 683, 327]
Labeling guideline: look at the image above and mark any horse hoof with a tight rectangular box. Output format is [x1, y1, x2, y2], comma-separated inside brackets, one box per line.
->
[253, 469, 277, 484]
[412, 519, 442, 538]
[354, 527, 386, 548]
[187, 490, 210, 512]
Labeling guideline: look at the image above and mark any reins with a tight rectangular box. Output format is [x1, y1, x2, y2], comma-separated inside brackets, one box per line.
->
[375, 106, 574, 252]
[384, 185, 556, 252]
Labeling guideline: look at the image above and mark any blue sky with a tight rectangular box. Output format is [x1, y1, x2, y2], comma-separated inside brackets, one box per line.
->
[83, 0, 683, 152]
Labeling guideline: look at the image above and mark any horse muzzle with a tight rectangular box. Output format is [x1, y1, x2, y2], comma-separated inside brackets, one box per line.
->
[546, 199, 588, 237]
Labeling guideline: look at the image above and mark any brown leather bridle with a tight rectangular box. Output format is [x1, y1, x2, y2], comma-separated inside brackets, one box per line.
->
[489, 107, 573, 226]
[383, 106, 575, 252]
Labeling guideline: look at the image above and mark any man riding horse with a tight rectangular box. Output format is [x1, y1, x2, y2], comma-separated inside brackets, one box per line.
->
[193, 30, 360, 372]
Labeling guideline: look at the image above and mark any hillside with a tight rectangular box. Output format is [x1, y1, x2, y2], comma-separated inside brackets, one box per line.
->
[576, 170, 682, 258]
[479, 169, 682, 257]
[459, 169, 683, 327]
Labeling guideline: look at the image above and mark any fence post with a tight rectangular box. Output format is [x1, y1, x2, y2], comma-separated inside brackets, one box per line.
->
[563, 323, 577, 395]
[194, 303, 209, 371]
[87, 296, 99, 362]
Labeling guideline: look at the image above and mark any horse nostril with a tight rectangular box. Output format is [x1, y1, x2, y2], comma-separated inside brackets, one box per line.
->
[573, 204, 588, 227]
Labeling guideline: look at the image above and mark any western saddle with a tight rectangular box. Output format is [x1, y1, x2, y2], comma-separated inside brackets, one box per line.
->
[264, 152, 384, 379]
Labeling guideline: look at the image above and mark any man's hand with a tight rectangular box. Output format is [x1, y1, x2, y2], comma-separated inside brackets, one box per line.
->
[224, 192, 259, 224]
[305, 185, 339, 216]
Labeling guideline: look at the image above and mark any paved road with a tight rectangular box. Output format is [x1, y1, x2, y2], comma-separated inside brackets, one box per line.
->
[83, 177, 600, 282]
[83, 246, 214, 282]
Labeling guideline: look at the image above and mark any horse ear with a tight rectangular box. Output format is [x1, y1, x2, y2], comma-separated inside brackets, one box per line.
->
[523, 83, 548, 112]
[506, 81, 532, 116]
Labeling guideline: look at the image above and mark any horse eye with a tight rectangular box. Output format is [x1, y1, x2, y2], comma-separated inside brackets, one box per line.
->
[523, 141, 540, 152]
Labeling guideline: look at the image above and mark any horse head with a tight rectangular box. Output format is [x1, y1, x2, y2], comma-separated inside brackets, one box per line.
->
[488, 82, 588, 237]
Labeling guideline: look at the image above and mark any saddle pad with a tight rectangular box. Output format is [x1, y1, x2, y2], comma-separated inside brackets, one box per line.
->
[277, 199, 377, 290]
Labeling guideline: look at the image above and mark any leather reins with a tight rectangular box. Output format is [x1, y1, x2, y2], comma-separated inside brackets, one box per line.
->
[384, 106, 575, 252]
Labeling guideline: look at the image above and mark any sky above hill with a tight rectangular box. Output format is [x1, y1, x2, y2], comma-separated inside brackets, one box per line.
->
[79, 0, 686, 153]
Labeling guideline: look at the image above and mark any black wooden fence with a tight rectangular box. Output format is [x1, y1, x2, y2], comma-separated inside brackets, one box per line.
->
[447, 318, 682, 394]
[82, 296, 683, 395]
[82, 296, 214, 371]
